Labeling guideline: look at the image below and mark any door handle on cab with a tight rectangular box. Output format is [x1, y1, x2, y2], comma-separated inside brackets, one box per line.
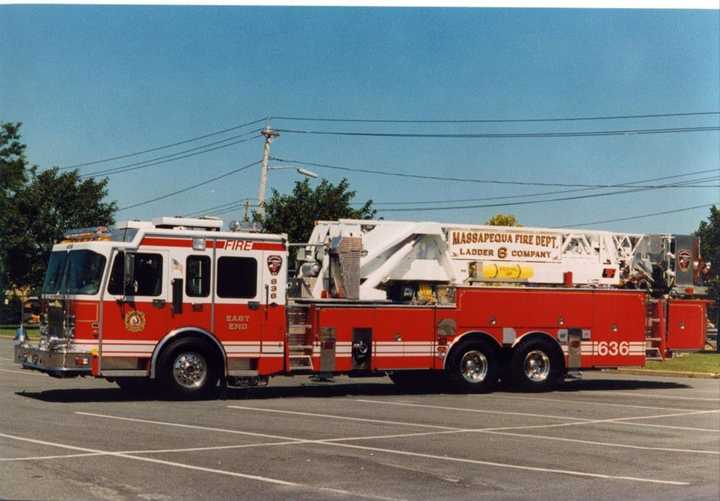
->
[152, 299, 166, 308]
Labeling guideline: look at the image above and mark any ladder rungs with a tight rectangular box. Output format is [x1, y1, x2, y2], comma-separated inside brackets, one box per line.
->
[288, 327, 310, 335]
[289, 356, 314, 370]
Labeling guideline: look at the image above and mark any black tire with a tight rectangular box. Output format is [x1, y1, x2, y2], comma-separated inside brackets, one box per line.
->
[388, 371, 445, 392]
[510, 338, 564, 392]
[157, 338, 220, 399]
[445, 340, 500, 393]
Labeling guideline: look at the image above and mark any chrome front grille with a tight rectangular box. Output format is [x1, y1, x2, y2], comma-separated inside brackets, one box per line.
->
[47, 305, 65, 338]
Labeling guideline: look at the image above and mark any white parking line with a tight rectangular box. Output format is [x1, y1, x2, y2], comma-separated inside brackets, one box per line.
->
[120, 440, 305, 455]
[227, 406, 458, 430]
[78, 411, 461, 446]
[231, 404, 720, 452]
[75, 412, 298, 441]
[0, 431, 399, 501]
[322, 440, 690, 486]
[354, 399, 590, 421]
[501, 416, 720, 434]
[357, 399, 720, 433]
[589, 391, 720, 402]
[80, 410, 691, 485]
[575, 408, 720, 432]
[477, 430, 720, 455]
[488, 394, 704, 412]
[120, 431, 463, 455]
[0, 452, 104, 462]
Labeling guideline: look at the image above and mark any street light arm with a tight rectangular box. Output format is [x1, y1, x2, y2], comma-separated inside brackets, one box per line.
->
[268, 165, 319, 178]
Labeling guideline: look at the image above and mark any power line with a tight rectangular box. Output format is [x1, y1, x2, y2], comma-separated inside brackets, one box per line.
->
[212, 203, 256, 217]
[191, 167, 717, 212]
[273, 157, 719, 189]
[374, 186, 718, 212]
[183, 158, 716, 217]
[558, 204, 715, 228]
[54, 111, 719, 171]
[367, 173, 720, 206]
[272, 111, 720, 124]
[117, 160, 261, 212]
[59, 117, 268, 170]
[275, 126, 720, 139]
[80, 132, 261, 178]
[184, 197, 258, 217]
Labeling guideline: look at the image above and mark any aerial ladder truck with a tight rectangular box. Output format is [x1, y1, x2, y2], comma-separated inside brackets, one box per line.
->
[14, 216, 712, 397]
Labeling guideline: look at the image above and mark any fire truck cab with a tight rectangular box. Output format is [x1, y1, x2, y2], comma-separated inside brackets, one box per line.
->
[15, 217, 288, 397]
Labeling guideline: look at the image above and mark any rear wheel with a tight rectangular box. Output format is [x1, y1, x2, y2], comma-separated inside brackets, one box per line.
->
[510, 338, 563, 392]
[158, 338, 220, 399]
[446, 340, 500, 393]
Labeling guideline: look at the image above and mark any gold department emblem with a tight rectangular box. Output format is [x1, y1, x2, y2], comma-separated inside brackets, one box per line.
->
[124, 310, 146, 333]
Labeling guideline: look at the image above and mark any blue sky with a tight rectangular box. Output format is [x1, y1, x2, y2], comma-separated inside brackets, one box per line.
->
[1, 6, 718, 233]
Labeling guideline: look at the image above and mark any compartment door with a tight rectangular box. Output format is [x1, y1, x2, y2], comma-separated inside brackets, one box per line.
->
[666, 301, 706, 351]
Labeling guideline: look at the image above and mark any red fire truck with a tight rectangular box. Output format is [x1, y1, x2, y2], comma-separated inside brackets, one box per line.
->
[14, 217, 712, 398]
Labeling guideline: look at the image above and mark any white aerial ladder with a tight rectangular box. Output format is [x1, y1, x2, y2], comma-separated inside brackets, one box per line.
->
[294, 219, 707, 302]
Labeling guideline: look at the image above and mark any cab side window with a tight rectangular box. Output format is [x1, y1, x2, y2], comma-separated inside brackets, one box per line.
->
[108, 252, 163, 296]
[186, 255, 211, 297]
[217, 257, 257, 298]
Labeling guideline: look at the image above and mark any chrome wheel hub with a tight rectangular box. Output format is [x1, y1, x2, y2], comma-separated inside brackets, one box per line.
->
[524, 350, 551, 382]
[460, 350, 488, 383]
[172, 352, 208, 389]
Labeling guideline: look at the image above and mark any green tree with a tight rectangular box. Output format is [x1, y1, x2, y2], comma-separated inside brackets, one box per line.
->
[696, 205, 720, 316]
[260, 178, 375, 255]
[0, 123, 28, 292]
[0, 123, 27, 196]
[0, 123, 116, 291]
[485, 213, 521, 227]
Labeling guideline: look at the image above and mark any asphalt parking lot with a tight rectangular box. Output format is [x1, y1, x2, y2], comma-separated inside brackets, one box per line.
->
[1, 338, 719, 501]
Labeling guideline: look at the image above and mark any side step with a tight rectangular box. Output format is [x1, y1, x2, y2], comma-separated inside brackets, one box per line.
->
[289, 356, 314, 371]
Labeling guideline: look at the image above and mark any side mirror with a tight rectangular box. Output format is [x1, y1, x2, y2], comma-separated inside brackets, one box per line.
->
[172, 279, 183, 314]
[123, 252, 135, 296]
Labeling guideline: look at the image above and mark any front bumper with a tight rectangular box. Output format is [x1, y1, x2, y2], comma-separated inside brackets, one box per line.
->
[14, 339, 92, 378]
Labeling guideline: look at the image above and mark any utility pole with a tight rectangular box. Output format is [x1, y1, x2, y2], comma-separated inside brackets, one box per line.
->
[256, 126, 279, 219]
[242, 200, 250, 223]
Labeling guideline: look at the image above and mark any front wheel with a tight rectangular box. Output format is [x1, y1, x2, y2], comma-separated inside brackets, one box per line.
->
[510, 339, 564, 392]
[446, 340, 500, 393]
[158, 339, 220, 399]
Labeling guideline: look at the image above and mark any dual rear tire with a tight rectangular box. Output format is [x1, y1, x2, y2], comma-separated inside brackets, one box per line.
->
[509, 338, 564, 392]
[445, 337, 563, 393]
[446, 339, 501, 393]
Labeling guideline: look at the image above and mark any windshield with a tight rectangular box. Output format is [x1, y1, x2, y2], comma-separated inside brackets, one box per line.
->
[42, 250, 107, 295]
[42, 251, 68, 294]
